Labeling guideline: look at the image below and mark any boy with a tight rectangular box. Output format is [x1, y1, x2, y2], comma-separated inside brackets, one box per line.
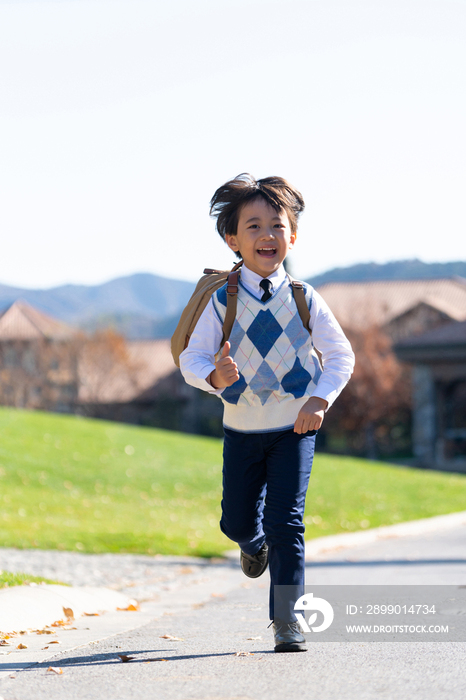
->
[180, 173, 354, 652]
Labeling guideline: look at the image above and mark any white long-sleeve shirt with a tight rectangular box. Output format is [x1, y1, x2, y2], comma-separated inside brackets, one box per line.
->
[180, 265, 355, 412]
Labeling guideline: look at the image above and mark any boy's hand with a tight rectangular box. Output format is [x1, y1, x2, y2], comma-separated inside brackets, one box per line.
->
[208, 341, 239, 389]
[294, 397, 328, 434]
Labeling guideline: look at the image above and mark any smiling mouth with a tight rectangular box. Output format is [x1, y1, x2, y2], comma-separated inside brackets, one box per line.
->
[257, 247, 277, 257]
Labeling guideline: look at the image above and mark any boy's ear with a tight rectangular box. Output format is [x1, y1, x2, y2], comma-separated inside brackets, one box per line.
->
[225, 234, 240, 253]
[289, 231, 297, 249]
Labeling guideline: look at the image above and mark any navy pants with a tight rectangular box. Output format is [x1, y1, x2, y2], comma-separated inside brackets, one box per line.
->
[220, 427, 316, 622]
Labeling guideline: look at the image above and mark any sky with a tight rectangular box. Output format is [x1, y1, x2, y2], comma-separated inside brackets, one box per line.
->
[1, 0, 466, 289]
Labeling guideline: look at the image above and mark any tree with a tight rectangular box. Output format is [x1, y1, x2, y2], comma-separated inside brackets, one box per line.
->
[323, 325, 412, 459]
[77, 329, 143, 417]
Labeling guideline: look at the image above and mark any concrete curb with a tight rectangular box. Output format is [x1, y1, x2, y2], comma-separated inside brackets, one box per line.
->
[0, 584, 132, 634]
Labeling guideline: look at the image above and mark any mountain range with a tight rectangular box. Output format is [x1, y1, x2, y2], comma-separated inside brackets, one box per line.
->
[1, 259, 465, 339]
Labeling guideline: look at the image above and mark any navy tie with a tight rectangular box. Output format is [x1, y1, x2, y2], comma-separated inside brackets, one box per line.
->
[260, 278, 273, 301]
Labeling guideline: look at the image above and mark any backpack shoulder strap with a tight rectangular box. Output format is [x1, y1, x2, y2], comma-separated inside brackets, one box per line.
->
[289, 277, 324, 369]
[221, 268, 240, 346]
[289, 279, 311, 338]
[171, 261, 242, 367]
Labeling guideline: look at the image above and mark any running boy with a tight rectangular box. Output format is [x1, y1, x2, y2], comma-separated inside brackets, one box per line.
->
[180, 173, 354, 652]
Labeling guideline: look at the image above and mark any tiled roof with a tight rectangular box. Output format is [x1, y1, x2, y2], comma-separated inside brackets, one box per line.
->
[316, 278, 466, 330]
[0, 300, 75, 340]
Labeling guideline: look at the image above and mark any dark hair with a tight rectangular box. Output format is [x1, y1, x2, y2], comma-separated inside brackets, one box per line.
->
[209, 173, 305, 242]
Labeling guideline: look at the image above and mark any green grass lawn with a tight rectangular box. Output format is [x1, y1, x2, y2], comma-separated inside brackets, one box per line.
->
[1, 407, 466, 557]
[0, 571, 65, 589]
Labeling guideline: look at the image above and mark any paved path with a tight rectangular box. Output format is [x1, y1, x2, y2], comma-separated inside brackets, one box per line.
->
[1, 519, 466, 700]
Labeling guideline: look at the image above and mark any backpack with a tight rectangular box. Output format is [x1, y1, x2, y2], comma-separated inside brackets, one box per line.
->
[170, 260, 316, 367]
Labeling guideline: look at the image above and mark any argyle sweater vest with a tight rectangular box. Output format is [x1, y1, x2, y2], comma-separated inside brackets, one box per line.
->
[212, 277, 322, 433]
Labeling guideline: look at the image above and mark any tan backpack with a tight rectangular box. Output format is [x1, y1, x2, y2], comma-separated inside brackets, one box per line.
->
[170, 261, 315, 368]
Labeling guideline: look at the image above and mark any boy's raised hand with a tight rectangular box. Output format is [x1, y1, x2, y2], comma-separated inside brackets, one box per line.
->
[208, 341, 240, 389]
[294, 396, 328, 434]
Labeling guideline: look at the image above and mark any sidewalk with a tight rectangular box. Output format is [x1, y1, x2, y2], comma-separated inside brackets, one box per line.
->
[1, 510, 466, 696]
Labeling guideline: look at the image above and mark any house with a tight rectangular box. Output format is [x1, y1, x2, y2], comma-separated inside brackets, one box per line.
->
[77, 338, 222, 435]
[316, 277, 466, 462]
[394, 320, 466, 473]
[0, 300, 78, 412]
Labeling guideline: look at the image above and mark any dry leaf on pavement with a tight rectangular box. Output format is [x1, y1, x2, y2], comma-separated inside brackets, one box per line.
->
[16, 644, 28, 649]
[47, 667, 63, 675]
[34, 629, 54, 635]
[159, 634, 184, 641]
[234, 651, 254, 657]
[62, 607, 74, 620]
[247, 636, 262, 640]
[118, 654, 134, 663]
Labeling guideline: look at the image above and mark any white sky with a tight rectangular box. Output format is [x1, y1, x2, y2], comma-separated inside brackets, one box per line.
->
[1, 0, 466, 288]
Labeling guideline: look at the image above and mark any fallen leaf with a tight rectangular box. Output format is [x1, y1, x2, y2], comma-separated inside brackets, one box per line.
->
[48, 641, 61, 645]
[234, 651, 254, 657]
[83, 612, 100, 617]
[118, 654, 134, 663]
[159, 634, 184, 641]
[0, 640, 11, 647]
[247, 636, 262, 640]
[16, 643, 28, 649]
[62, 607, 74, 620]
[51, 620, 68, 627]
[47, 667, 63, 674]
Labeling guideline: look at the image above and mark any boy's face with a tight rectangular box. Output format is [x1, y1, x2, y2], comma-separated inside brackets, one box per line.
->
[225, 198, 296, 278]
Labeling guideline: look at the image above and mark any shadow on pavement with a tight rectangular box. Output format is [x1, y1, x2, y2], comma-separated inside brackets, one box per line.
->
[3, 648, 275, 672]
